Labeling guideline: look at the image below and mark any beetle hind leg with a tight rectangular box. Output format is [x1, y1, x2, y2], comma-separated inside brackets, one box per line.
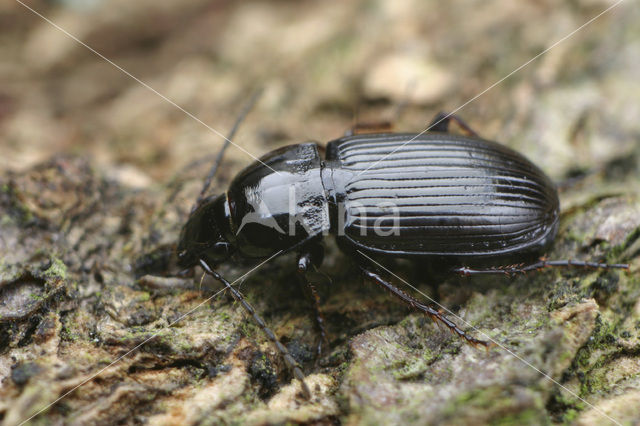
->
[454, 258, 629, 276]
[428, 111, 480, 138]
[360, 266, 491, 349]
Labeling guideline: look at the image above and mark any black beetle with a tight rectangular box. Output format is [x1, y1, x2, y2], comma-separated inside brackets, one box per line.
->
[176, 109, 628, 399]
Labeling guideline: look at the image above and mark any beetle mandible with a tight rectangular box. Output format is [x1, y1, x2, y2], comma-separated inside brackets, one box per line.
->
[176, 106, 628, 399]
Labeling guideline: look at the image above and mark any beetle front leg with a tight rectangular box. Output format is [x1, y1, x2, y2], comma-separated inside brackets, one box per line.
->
[199, 259, 311, 400]
[298, 250, 330, 358]
[359, 266, 491, 349]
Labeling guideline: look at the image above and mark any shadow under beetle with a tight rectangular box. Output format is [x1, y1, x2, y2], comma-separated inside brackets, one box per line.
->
[176, 101, 629, 399]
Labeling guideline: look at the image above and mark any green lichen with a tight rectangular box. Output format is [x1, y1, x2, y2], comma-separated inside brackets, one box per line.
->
[178, 339, 194, 352]
[1, 214, 13, 226]
[61, 326, 79, 342]
[4, 184, 35, 225]
[561, 408, 580, 423]
[42, 257, 68, 281]
[29, 292, 44, 301]
[391, 357, 431, 381]
[240, 318, 258, 340]
[136, 292, 151, 302]
[442, 386, 546, 424]
[565, 314, 619, 396]
[490, 408, 546, 426]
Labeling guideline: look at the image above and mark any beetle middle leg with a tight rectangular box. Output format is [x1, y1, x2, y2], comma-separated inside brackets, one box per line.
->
[297, 249, 330, 358]
[359, 265, 491, 348]
[198, 259, 311, 399]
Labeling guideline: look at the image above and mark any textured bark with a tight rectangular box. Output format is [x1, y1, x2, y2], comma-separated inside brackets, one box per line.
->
[1, 1, 639, 425]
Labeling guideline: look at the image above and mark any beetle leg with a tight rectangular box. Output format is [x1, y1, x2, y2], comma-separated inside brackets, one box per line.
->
[345, 121, 394, 136]
[360, 266, 491, 349]
[298, 246, 329, 357]
[198, 259, 311, 400]
[454, 259, 629, 276]
[429, 111, 480, 138]
[345, 87, 410, 136]
[298, 252, 330, 358]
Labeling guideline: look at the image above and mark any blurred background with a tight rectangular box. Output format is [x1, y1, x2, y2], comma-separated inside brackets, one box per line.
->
[1, 1, 639, 424]
[2, 0, 638, 185]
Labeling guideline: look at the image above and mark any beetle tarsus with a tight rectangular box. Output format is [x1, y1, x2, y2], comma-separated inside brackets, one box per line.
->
[198, 259, 312, 400]
[360, 267, 490, 349]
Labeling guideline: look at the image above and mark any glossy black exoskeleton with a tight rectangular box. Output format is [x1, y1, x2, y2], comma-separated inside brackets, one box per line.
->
[179, 132, 562, 266]
[177, 111, 628, 399]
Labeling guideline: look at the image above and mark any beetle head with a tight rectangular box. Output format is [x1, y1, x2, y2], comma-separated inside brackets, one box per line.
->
[177, 194, 234, 269]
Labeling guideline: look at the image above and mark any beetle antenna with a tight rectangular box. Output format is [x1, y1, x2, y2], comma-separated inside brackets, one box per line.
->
[192, 88, 263, 213]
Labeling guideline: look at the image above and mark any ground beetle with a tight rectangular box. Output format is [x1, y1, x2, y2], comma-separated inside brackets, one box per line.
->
[176, 99, 628, 399]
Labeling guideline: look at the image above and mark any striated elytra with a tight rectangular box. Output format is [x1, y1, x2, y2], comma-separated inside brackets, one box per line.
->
[178, 132, 559, 266]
